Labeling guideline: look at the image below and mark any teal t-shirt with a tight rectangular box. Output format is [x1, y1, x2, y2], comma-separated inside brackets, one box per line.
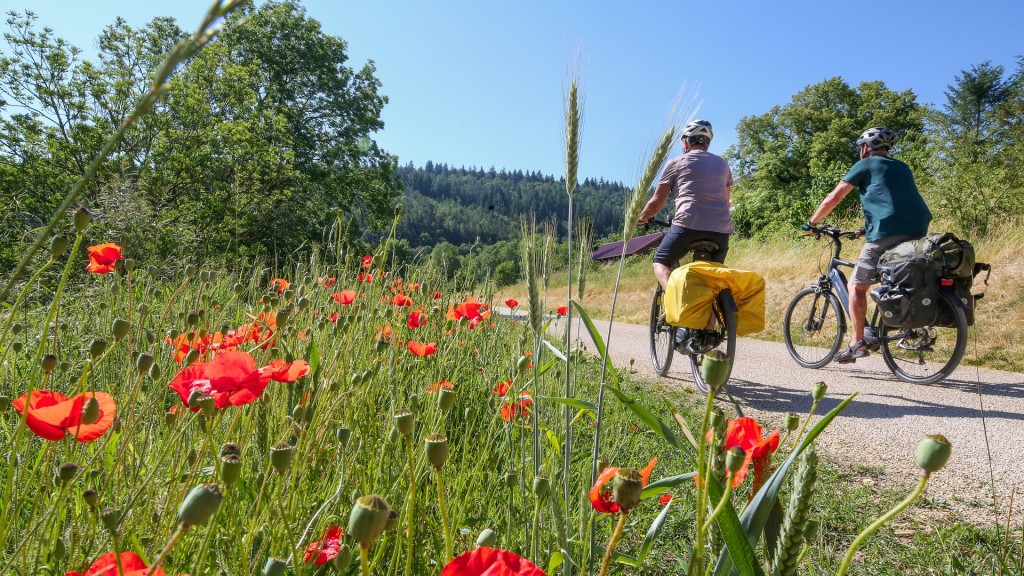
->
[841, 156, 932, 242]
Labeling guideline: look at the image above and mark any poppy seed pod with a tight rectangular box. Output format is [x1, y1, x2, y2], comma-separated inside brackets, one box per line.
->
[136, 353, 154, 375]
[516, 355, 530, 373]
[199, 270, 211, 283]
[221, 443, 241, 457]
[282, 289, 295, 302]
[532, 475, 549, 498]
[50, 235, 70, 258]
[504, 469, 518, 489]
[786, 412, 800, 432]
[384, 508, 399, 531]
[347, 494, 391, 546]
[476, 528, 498, 548]
[812, 381, 828, 401]
[73, 207, 91, 233]
[263, 557, 287, 576]
[269, 442, 293, 474]
[701, 351, 731, 391]
[726, 446, 747, 475]
[41, 354, 58, 374]
[184, 265, 197, 277]
[111, 319, 130, 341]
[89, 339, 107, 359]
[83, 488, 98, 508]
[916, 434, 953, 474]
[394, 410, 415, 437]
[58, 462, 79, 482]
[709, 408, 726, 430]
[333, 544, 353, 572]
[437, 388, 456, 412]
[612, 468, 643, 512]
[81, 397, 100, 425]
[112, 417, 122, 434]
[220, 454, 242, 486]
[100, 507, 121, 534]
[336, 427, 352, 447]
[177, 483, 223, 526]
[425, 433, 449, 469]
[149, 362, 162, 381]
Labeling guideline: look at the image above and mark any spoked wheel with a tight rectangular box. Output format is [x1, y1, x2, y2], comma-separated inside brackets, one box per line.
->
[687, 289, 737, 395]
[783, 287, 845, 368]
[649, 286, 675, 376]
[880, 291, 968, 384]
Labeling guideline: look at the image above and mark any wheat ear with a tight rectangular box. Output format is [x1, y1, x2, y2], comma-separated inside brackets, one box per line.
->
[623, 128, 676, 243]
[771, 444, 819, 576]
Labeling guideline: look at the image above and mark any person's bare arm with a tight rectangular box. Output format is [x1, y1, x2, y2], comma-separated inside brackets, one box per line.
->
[637, 182, 672, 223]
[809, 181, 855, 225]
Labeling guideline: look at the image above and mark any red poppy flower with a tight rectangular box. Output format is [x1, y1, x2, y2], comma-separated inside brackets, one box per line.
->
[427, 381, 454, 393]
[303, 525, 344, 566]
[408, 341, 438, 357]
[589, 457, 658, 514]
[330, 312, 340, 324]
[492, 381, 512, 396]
[261, 359, 311, 383]
[432, 291, 443, 300]
[407, 310, 428, 329]
[392, 293, 413, 307]
[65, 551, 169, 576]
[500, 392, 532, 422]
[85, 243, 123, 274]
[441, 546, 545, 576]
[12, 390, 117, 442]
[331, 290, 357, 305]
[469, 316, 483, 330]
[358, 272, 373, 283]
[168, 350, 270, 410]
[376, 325, 393, 342]
[659, 493, 672, 505]
[703, 417, 780, 489]
[446, 297, 491, 322]
[270, 278, 290, 294]
[318, 277, 337, 288]
[408, 283, 421, 291]
[556, 306, 568, 317]
[505, 298, 519, 308]
[362, 254, 374, 268]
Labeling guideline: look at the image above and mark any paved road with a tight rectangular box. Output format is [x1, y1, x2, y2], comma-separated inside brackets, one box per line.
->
[550, 315, 1024, 525]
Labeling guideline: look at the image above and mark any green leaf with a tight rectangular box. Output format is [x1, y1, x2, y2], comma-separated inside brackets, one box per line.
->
[611, 552, 639, 567]
[638, 496, 673, 564]
[536, 358, 559, 377]
[307, 337, 320, 379]
[569, 301, 618, 387]
[605, 386, 684, 453]
[545, 428, 562, 455]
[705, 474, 763, 576]
[641, 472, 696, 499]
[539, 396, 597, 413]
[543, 339, 567, 361]
[547, 550, 563, 574]
[665, 398, 700, 455]
[712, 393, 858, 576]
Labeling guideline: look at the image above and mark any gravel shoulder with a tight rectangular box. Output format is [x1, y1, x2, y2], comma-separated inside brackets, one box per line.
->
[549, 314, 1024, 525]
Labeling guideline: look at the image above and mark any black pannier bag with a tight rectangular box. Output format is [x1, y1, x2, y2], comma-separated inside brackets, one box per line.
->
[934, 262, 991, 327]
[871, 251, 938, 328]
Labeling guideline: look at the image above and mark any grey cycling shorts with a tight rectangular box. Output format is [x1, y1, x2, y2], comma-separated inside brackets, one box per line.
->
[851, 235, 920, 285]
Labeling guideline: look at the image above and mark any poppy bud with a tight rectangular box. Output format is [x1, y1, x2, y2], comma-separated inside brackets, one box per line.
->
[612, 468, 643, 512]
[263, 557, 287, 576]
[149, 363, 162, 380]
[701, 351, 730, 391]
[184, 265, 197, 278]
[916, 434, 952, 474]
[112, 416, 121, 434]
[336, 427, 352, 447]
[375, 338, 388, 352]
[282, 289, 295, 302]
[812, 381, 828, 402]
[177, 483, 223, 526]
[109, 283, 120, 297]
[394, 410, 414, 437]
[58, 462, 79, 482]
[231, 282, 244, 294]
[83, 488, 98, 508]
[53, 536, 67, 561]
[41, 354, 58, 374]
[476, 528, 498, 548]
[516, 355, 530, 373]
[425, 433, 449, 469]
[270, 442, 293, 474]
[136, 353, 154, 375]
[186, 312, 200, 328]
[187, 389, 207, 407]
[185, 349, 201, 366]
[803, 519, 820, 540]
[349, 372, 362, 386]
[81, 397, 100, 425]
[123, 258, 136, 271]
[437, 388, 456, 412]
[333, 544, 353, 572]
[221, 454, 242, 486]
[11, 323, 23, 334]
[385, 508, 399, 531]
[393, 203, 402, 216]
[164, 409, 177, 427]
[50, 236, 70, 258]
[89, 339, 107, 359]
[597, 455, 610, 475]
[11, 342, 22, 354]
[297, 297, 310, 310]
[168, 328, 181, 339]
[409, 393, 420, 413]
[786, 412, 800, 432]
[292, 404, 305, 422]
[504, 469, 518, 489]
[276, 310, 290, 329]
[100, 507, 121, 534]
[199, 270, 211, 283]
[111, 318, 130, 341]
[726, 446, 746, 475]
[347, 494, 391, 546]
[533, 475, 549, 498]
[73, 207, 91, 233]
[58, 361, 70, 373]
[261, 391, 271, 404]
[709, 408, 726, 430]
[362, 369, 374, 382]
[388, 427, 399, 443]
[0, 395, 9, 410]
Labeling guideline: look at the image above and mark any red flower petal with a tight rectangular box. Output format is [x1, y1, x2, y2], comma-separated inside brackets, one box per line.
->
[261, 359, 311, 383]
[589, 466, 620, 514]
[12, 390, 72, 441]
[505, 299, 519, 308]
[441, 546, 546, 576]
[64, 392, 117, 442]
[303, 525, 344, 566]
[407, 341, 437, 357]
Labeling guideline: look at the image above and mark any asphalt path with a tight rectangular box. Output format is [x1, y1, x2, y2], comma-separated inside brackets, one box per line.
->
[542, 313, 1024, 525]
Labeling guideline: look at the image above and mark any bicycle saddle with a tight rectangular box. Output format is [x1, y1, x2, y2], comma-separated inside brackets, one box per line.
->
[685, 240, 720, 254]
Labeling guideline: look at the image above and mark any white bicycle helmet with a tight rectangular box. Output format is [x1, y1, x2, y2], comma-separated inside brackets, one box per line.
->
[682, 119, 714, 144]
[856, 126, 895, 150]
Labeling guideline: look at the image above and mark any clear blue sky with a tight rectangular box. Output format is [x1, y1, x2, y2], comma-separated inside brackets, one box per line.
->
[15, 0, 1024, 185]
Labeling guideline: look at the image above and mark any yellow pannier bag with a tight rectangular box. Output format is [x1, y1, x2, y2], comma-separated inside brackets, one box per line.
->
[664, 261, 766, 336]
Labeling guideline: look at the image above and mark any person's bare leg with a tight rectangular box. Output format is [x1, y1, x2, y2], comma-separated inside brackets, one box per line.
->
[654, 263, 672, 290]
[847, 280, 870, 347]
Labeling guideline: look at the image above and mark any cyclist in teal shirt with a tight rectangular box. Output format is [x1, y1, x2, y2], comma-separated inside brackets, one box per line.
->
[805, 126, 932, 363]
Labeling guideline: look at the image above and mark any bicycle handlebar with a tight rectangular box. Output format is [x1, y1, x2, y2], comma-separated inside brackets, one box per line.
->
[801, 222, 865, 241]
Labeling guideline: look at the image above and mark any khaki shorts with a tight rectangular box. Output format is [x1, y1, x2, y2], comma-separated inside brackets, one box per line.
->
[851, 235, 920, 285]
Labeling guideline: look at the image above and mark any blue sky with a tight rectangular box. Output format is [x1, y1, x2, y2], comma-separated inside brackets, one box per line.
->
[16, 0, 1024, 185]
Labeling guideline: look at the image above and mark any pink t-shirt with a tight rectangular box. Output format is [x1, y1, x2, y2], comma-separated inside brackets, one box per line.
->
[659, 150, 733, 233]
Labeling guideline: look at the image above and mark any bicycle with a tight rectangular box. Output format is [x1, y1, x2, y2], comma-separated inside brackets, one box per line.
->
[783, 223, 969, 384]
[646, 219, 737, 394]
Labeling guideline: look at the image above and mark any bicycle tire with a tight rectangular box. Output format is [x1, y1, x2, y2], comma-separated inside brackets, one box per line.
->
[783, 287, 845, 369]
[879, 290, 967, 384]
[649, 286, 675, 376]
[689, 289, 737, 395]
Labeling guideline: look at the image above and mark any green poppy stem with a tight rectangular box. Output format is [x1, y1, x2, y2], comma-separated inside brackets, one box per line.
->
[691, 389, 716, 576]
[435, 467, 453, 561]
[598, 510, 628, 576]
[360, 543, 371, 576]
[701, 472, 735, 533]
[404, 438, 417, 576]
[835, 474, 930, 576]
[143, 523, 188, 576]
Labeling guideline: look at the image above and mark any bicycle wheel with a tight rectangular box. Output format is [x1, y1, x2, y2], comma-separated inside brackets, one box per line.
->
[783, 287, 845, 369]
[879, 290, 967, 384]
[689, 289, 737, 395]
[649, 286, 675, 376]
